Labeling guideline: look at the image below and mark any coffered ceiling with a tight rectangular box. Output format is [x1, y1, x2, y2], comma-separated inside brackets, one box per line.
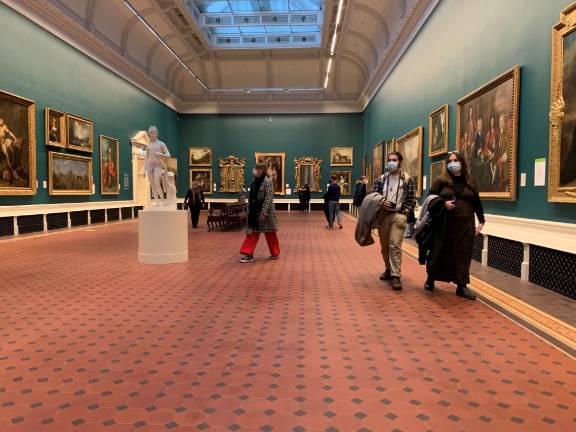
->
[5, 0, 439, 113]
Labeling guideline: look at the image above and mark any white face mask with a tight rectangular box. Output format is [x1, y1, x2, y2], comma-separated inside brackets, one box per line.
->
[253, 168, 260, 176]
[447, 161, 462, 173]
[387, 161, 399, 171]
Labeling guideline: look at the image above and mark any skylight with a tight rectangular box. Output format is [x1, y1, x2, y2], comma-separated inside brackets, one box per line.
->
[185, 0, 324, 49]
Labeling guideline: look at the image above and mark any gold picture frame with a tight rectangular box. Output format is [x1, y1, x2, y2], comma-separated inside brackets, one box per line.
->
[45, 107, 66, 148]
[48, 151, 92, 196]
[456, 66, 520, 200]
[0, 89, 36, 196]
[219, 155, 246, 193]
[331, 171, 353, 195]
[100, 135, 119, 195]
[189, 147, 212, 166]
[295, 156, 322, 192]
[330, 147, 354, 166]
[430, 160, 447, 187]
[372, 141, 383, 182]
[395, 126, 423, 197]
[190, 168, 213, 195]
[66, 113, 93, 153]
[255, 152, 286, 195]
[548, 3, 576, 202]
[429, 104, 449, 157]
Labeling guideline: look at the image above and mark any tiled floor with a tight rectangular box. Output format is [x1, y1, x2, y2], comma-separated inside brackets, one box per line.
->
[0, 212, 574, 432]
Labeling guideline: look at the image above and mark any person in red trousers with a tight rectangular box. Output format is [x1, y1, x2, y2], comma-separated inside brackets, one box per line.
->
[240, 162, 280, 263]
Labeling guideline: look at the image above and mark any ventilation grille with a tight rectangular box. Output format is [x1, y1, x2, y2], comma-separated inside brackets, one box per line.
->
[121, 207, 133, 219]
[292, 14, 318, 23]
[292, 34, 316, 43]
[205, 15, 232, 25]
[262, 15, 289, 24]
[0, 216, 14, 237]
[268, 35, 291, 44]
[107, 208, 120, 222]
[216, 36, 241, 45]
[47, 213, 67, 231]
[134, 206, 144, 218]
[70, 211, 88, 227]
[90, 209, 105, 224]
[243, 36, 266, 44]
[234, 15, 259, 24]
[17, 214, 43, 235]
[487, 236, 523, 278]
[472, 234, 483, 262]
[529, 245, 576, 300]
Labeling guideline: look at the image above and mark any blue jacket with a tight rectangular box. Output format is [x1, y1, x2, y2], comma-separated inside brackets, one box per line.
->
[325, 182, 341, 201]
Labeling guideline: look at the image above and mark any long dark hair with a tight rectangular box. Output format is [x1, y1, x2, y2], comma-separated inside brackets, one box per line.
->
[439, 151, 476, 189]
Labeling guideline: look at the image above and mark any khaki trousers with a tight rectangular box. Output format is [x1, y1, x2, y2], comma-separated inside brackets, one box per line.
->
[377, 212, 408, 277]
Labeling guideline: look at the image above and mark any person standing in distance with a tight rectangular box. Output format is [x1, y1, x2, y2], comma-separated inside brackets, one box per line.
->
[326, 175, 343, 229]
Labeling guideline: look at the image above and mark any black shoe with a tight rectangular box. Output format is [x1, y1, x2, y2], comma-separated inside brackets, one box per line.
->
[456, 285, 476, 300]
[391, 276, 403, 291]
[379, 270, 391, 281]
[424, 279, 435, 292]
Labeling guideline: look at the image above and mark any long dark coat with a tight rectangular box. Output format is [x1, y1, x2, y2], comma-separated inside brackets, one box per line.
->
[247, 176, 278, 233]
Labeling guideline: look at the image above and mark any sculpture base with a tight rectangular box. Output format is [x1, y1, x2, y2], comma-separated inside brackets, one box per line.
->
[138, 209, 188, 264]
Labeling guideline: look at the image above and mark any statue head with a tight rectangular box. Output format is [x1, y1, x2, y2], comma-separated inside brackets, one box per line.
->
[147, 125, 158, 141]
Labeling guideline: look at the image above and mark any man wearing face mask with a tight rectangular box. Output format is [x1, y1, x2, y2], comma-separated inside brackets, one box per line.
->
[373, 152, 416, 290]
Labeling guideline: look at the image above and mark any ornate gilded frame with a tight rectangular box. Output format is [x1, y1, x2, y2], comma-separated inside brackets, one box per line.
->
[330, 147, 354, 166]
[294, 156, 322, 191]
[99, 135, 120, 195]
[219, 155, 246, 193]
[45, 107, 66, 148]
[456, 66, 520, 200]
[0, 90, 36, 196]
[48, 151, 92, 196]
[190, 168, 213, 195]
[189, 147, 212, 166]
[428, 104, 449, 157]
[395, 126, 424, 198]
[255, 152, 286, 195]
[66, 113, 93, 153]
[548, 3, 576, 202]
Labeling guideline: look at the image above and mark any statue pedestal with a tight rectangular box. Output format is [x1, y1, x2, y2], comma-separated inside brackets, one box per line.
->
[138, 209, 188, 264]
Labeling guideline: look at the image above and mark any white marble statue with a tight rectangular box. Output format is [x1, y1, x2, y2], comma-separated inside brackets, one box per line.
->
[144, 126, 171, 208]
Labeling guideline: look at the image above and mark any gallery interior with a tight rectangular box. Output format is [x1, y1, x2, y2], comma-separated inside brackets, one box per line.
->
[0, 0, 575, 430]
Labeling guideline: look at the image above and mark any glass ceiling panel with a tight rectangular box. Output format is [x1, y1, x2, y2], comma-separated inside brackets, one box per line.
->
[192, 0, 323, 13]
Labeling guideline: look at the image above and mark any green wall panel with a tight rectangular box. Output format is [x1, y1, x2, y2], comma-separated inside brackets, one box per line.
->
[0, 3, 179, 206]
[363, 0, 576, 223]
[179, 114, 363, 198]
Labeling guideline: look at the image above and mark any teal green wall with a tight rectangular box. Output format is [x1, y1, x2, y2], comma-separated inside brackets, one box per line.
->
[0, 3, 179, 206]
[179, 114, 363, 198]
[363, 0, 576, 223]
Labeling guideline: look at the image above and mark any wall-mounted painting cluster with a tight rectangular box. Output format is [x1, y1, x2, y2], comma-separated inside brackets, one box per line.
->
[189, 147, 213, 195]
[329, 147, 353, 195]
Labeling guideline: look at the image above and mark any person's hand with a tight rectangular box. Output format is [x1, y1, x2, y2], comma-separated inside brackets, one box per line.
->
[476, 223, 484, 236]
[445, 200, 456, 210]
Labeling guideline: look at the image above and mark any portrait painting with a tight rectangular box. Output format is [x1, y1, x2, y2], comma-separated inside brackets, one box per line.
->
[219, 156, 246, 193]
[429, 104, 449, 157]
[430, 160, 446, 187]
[0, 90, 36, 195]
[189, 147, 212, 166]
[331, 171, 352, 195]
[256, 152, 285, 195]
[45, 108, 66, 148]
[395, 127, 423, 197]
[100, 135, 119, 195]
[456, 66, 520, 200]
[330, 147, 353, 166]
[372, 141, 383, 183]
[190, 168, 212, 194]
[295, 156, 322, 191]
[49, 151, 92, 195]
[66, 113, 93, 152]
[548, 4, 576, 202]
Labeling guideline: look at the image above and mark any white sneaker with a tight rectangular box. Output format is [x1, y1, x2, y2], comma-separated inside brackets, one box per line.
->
[240, 255, 254, 263]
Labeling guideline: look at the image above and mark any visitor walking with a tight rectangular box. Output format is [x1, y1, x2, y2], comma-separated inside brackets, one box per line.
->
[326, 175, 343, 229]
[183, 180, 205, 229]
[298, 184, 311, 212]
[353, 176, 368, 208]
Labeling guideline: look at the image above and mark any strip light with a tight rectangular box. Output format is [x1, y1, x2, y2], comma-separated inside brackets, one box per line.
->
[123, 0, 208, 90]
[324, 0, 345, 89]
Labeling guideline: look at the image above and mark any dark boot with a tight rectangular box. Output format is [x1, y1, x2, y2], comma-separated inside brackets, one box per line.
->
[390, 276, 403, 291]
[424, 278, 435, 292]
[456, 284, 476, 300]
[379, 270, 391, 281]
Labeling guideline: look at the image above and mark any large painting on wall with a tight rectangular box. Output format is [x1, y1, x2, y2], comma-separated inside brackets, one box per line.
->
[549, 3, 576, 202]
[295, 156, 322, 191]
[456, 66, 520, 200]
[45, 108, 66, 148]
[330, 147, 353, 166]
[189, 147, 212, 166]
[219, 155, 246, 193]
[255, 152, 285, 195]
[49, 151, 92, 195]
[372, 141, 383, 184]
[0, 90, 36, 196]
[190, 168, 212, 194]
[395, 126, 423, 197]
[100, 135, 119, 195]
[429, 104, 448, 157]
[66, 113, 93, 153]
[331, 171, 352, 195]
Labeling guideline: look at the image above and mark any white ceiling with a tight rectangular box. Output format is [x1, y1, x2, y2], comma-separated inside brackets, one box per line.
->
[6, 0, 439, 113]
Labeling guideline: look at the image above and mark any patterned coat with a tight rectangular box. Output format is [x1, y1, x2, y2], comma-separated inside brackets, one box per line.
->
[247, 176, 278, 233]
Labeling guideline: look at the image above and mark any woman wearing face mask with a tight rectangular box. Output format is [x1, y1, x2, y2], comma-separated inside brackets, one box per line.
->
[239, 163, 280, 263]
[424, 151, 485, 300]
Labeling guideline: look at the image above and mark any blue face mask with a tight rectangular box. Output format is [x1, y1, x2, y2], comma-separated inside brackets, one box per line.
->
[447, 161, 462, 173]
[387, 161, 399, 171]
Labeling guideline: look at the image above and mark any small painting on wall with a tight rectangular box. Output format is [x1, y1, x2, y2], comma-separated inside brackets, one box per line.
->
[430, 160, 446, 187]
[395, 126, 423, 197]
[331, 171, 353, 195]
[330, 147, 353, 166]
[66, 113, 93, 153]
[45, 108, 66, 148]
[49, 151, 92, 195]
[429, 104, 449, 157]
[256, 152, 285, 195]
[372, 141, 383, 182]
[0, 89, 36, 195]
[100, 135, 119, 195]
[189, 147, 212, 166]
[190, 168, 212, 194]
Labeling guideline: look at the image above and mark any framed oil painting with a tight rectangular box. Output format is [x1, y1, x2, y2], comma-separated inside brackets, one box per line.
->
[385, 138, 396, 158]
[100, 135, 119, 195]
[219, 155, 246, 193]
[429, 104, 449, 157]
[190, 168, 213, 194]
[395, 126, 423, 197]
[0, 90, 36, 195]
[331, 171, 353, 195]
[372, 141, 383, 183]
[430, 160, 446, 187]
[49, 151, 92, 195]
[256, 152, 285, 195]
[295, 156, 322, 191]
[45, 108, 66, 148]
[330, 147, 353, 166]
[549, 3, 576, 202]
[66, 113, 93, 153]
[456, 66, 520, 200]
[189, 147, 212, 166]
